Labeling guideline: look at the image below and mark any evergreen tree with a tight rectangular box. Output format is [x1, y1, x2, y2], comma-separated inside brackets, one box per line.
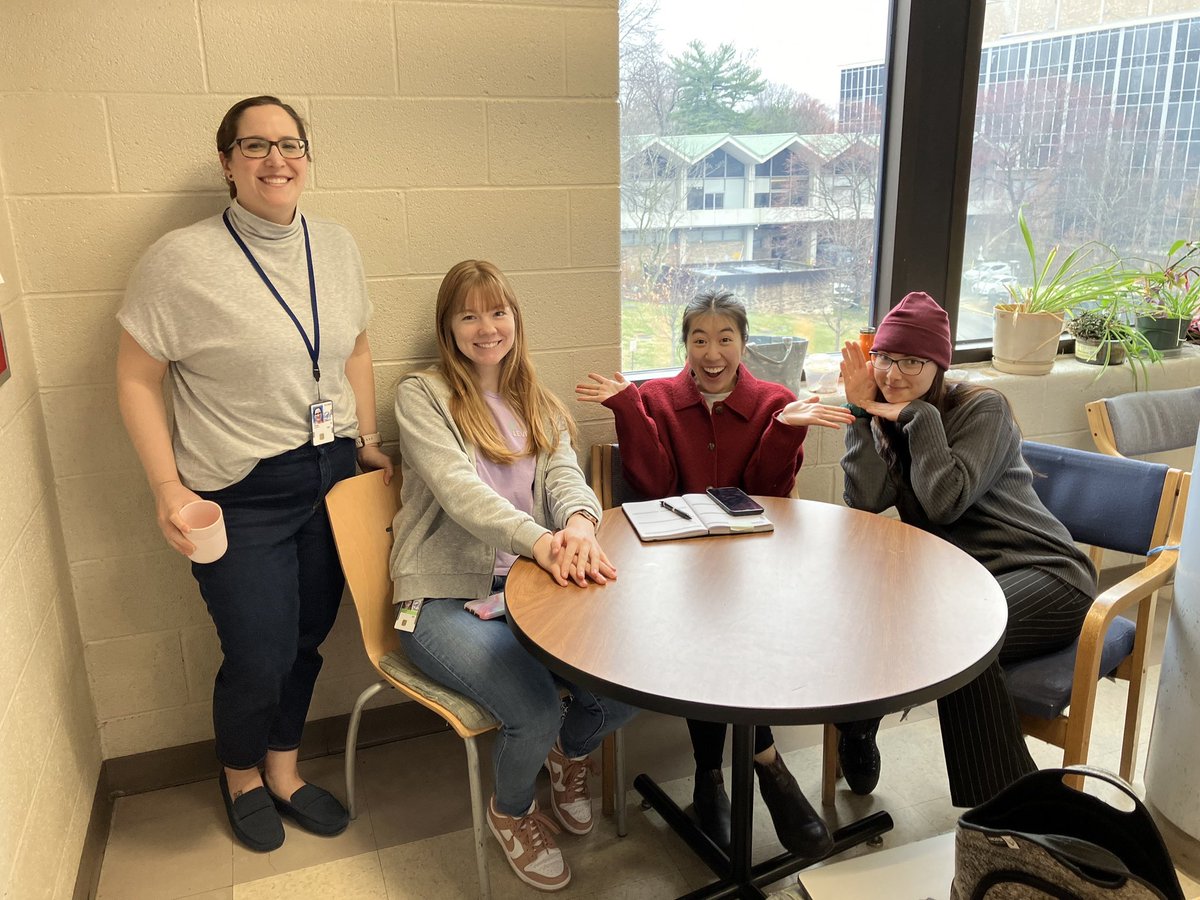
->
[669, 40, 765, 133]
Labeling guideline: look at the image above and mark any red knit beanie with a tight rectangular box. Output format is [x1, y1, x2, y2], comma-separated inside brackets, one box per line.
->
[872, 292, 952, 370]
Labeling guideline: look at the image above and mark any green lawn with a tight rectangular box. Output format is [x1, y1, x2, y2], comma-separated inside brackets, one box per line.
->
[620, 300, 869, 371]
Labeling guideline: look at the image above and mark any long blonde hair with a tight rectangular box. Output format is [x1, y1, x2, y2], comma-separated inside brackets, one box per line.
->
[435, 260, 576, 464]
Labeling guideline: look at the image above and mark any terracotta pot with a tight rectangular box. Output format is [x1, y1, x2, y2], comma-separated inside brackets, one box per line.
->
[992, 307, 1065, 375]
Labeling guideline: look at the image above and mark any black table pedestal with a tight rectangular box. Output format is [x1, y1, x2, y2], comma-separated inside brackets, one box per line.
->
[634, 724, 894, 900]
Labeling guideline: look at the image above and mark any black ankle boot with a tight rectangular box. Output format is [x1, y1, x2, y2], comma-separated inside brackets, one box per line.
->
[754, 754, 833, 859]
[692, 768, 731, 852]
[838, 719, 882, 795]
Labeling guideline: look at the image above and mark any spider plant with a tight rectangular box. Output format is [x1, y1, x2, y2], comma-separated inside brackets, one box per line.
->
[1001, 208, 1130, 315]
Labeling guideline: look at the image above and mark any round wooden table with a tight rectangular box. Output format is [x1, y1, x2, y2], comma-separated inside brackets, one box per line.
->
[506, 497, 1007, 899]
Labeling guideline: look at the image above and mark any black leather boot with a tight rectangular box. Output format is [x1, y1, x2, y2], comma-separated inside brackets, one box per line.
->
[754, 754, 833, 859]
[838, 718, 882, 795]
[692, 768, 731, 852]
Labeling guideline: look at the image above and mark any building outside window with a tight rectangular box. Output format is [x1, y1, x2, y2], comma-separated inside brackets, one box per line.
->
[621, 1, 1200, 369]
[619, 0, 889, 371]
[842, 6, 1200, 345]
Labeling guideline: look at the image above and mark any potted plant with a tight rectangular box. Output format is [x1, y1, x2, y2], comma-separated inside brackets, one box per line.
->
[993, 208, 1127, 375]
[1131, 240, 1200, 355]
[1065, 301, 1161, 383]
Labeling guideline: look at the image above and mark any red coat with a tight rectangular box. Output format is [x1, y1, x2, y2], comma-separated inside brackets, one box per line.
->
[602, 364, 807, 498]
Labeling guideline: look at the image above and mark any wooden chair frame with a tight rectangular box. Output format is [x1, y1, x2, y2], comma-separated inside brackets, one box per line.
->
[327, 470, 625, 900]
[1018, 467, 1188, 781]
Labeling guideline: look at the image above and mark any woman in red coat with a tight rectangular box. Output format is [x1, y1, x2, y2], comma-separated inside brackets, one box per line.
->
[576, 288, 853, 857]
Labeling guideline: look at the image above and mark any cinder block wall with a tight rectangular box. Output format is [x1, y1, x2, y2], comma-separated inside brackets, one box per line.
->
[0, 0, 621, 775]
[0, 176, 103, 895]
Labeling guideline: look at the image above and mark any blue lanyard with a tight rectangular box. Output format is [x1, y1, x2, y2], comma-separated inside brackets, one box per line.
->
[222, 209, 321, 384]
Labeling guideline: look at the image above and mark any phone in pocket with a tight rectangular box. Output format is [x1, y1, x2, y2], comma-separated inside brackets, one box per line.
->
[705, 486, 765, 517]
[464, 590, 507, 620]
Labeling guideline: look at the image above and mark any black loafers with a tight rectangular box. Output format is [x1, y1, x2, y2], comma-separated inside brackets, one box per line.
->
[754, 754, 833, 859]
[692, 768, 732, 853]
[219, 770, 284, 852]
[838, 719, 882, 795]
[267, 783, 350, 837]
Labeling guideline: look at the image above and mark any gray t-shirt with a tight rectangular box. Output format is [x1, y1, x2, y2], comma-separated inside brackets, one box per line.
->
[119, 200, 371, 490]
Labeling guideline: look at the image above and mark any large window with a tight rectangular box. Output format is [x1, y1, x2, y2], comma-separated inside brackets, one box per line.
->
[953, 9, 1200, 343]
[619, 0, 890, 371]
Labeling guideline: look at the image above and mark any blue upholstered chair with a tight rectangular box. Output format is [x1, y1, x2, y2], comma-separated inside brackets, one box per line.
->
[1008, 442, 1188, 780]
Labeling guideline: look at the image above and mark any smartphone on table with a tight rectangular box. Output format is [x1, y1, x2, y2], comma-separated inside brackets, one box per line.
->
[705, 486, 765, 517]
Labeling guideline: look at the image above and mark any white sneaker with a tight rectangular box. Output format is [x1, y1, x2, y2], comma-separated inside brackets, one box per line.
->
[486, 797, 570, 892]
[544, 743, 595, 835]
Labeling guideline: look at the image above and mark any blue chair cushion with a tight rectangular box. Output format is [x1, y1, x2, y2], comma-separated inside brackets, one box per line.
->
[1021, 441, 1168, 555]
[1004, 616, 1137, 720]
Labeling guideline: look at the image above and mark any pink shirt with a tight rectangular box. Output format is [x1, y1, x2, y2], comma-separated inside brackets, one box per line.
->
[476, 392, 536, 575]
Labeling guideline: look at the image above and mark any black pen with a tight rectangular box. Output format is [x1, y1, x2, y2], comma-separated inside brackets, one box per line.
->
[660, 500, 692, 520]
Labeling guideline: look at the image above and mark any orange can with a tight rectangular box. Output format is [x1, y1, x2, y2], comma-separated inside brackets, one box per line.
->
[858, 326, 877, 358]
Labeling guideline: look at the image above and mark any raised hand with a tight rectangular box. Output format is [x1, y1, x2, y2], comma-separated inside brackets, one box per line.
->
[776, 395, 857, 429]
[840, 341, 878, 409]
[575, 372, 631, 404]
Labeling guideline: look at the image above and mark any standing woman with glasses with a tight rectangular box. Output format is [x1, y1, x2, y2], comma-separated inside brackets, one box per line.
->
[838, 291, 1095, 808]
[116, 96, 392, 852]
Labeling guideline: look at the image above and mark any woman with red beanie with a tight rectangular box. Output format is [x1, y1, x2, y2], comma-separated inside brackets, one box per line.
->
[837, 291, 1096, 808]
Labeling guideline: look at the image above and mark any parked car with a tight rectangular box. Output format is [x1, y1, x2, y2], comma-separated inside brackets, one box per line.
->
[974, 274, 1019, 301]
[962, 261, 1013, 284]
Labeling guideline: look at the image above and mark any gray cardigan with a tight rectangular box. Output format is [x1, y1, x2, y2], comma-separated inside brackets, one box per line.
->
[841, 388, 1096, 599]
[389, 370, 603, 604]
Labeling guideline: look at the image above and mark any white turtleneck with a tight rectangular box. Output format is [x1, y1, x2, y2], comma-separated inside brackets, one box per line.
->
[119, 199, 372, 490]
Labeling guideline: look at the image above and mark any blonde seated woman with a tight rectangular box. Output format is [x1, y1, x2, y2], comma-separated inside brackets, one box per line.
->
[388, 260, 639, 892]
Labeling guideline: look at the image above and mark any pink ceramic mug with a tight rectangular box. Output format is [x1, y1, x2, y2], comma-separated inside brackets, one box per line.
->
[178, 500, 227, 564]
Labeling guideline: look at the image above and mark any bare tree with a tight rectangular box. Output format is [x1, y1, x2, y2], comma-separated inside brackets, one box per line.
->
[619, 0, 676, 136]
[745, 83, 836, 135]
[776, 137, 878, 347]
[619, 140, 701, 365]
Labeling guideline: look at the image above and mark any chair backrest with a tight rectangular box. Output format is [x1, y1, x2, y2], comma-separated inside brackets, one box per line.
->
[1021, 441, 1179, 556]
[325, 469, 403, 665]
[590, 443, 648, 508]
[1086, 386, 1200, 458]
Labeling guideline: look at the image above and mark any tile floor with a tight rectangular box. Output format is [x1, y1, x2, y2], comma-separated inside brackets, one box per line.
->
[96, 653, 1200, 899]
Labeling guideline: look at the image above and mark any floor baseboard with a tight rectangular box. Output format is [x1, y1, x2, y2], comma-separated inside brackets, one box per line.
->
[72, 700, 446, 897]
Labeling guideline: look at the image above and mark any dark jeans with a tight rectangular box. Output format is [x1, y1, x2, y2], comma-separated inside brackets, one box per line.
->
[192, 437, 356, 769]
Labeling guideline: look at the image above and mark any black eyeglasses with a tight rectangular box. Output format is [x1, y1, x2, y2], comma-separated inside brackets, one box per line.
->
[869, 351, 930, 375]
[227, 137, 309, 159]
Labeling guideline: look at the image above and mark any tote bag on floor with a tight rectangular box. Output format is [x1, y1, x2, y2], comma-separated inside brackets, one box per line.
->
[951, 766, 1184, 900]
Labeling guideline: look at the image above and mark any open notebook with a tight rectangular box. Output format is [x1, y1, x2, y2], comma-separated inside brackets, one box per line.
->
[621, 494, 774, 542]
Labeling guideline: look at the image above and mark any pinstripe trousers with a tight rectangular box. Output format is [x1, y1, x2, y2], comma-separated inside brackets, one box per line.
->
[937, 566, 1092, 808]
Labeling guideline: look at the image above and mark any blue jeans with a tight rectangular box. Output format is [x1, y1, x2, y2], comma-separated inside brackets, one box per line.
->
[192, 438, 356, 769]
[398, 577, 640, 816]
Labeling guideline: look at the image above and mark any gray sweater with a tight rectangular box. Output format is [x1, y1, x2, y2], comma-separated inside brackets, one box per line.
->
[119, 200, 370, 490]
[389, 371, 603, 604]
[841, 388, 1096, 598]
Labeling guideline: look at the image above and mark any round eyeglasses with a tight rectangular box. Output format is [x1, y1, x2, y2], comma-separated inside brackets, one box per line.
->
[869, 351, 930, 375]
[227, 137, 309, 159]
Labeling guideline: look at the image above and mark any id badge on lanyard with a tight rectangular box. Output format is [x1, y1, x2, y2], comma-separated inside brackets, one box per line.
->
[224, 210, 330, 445]
[310, 401, 335, 445]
